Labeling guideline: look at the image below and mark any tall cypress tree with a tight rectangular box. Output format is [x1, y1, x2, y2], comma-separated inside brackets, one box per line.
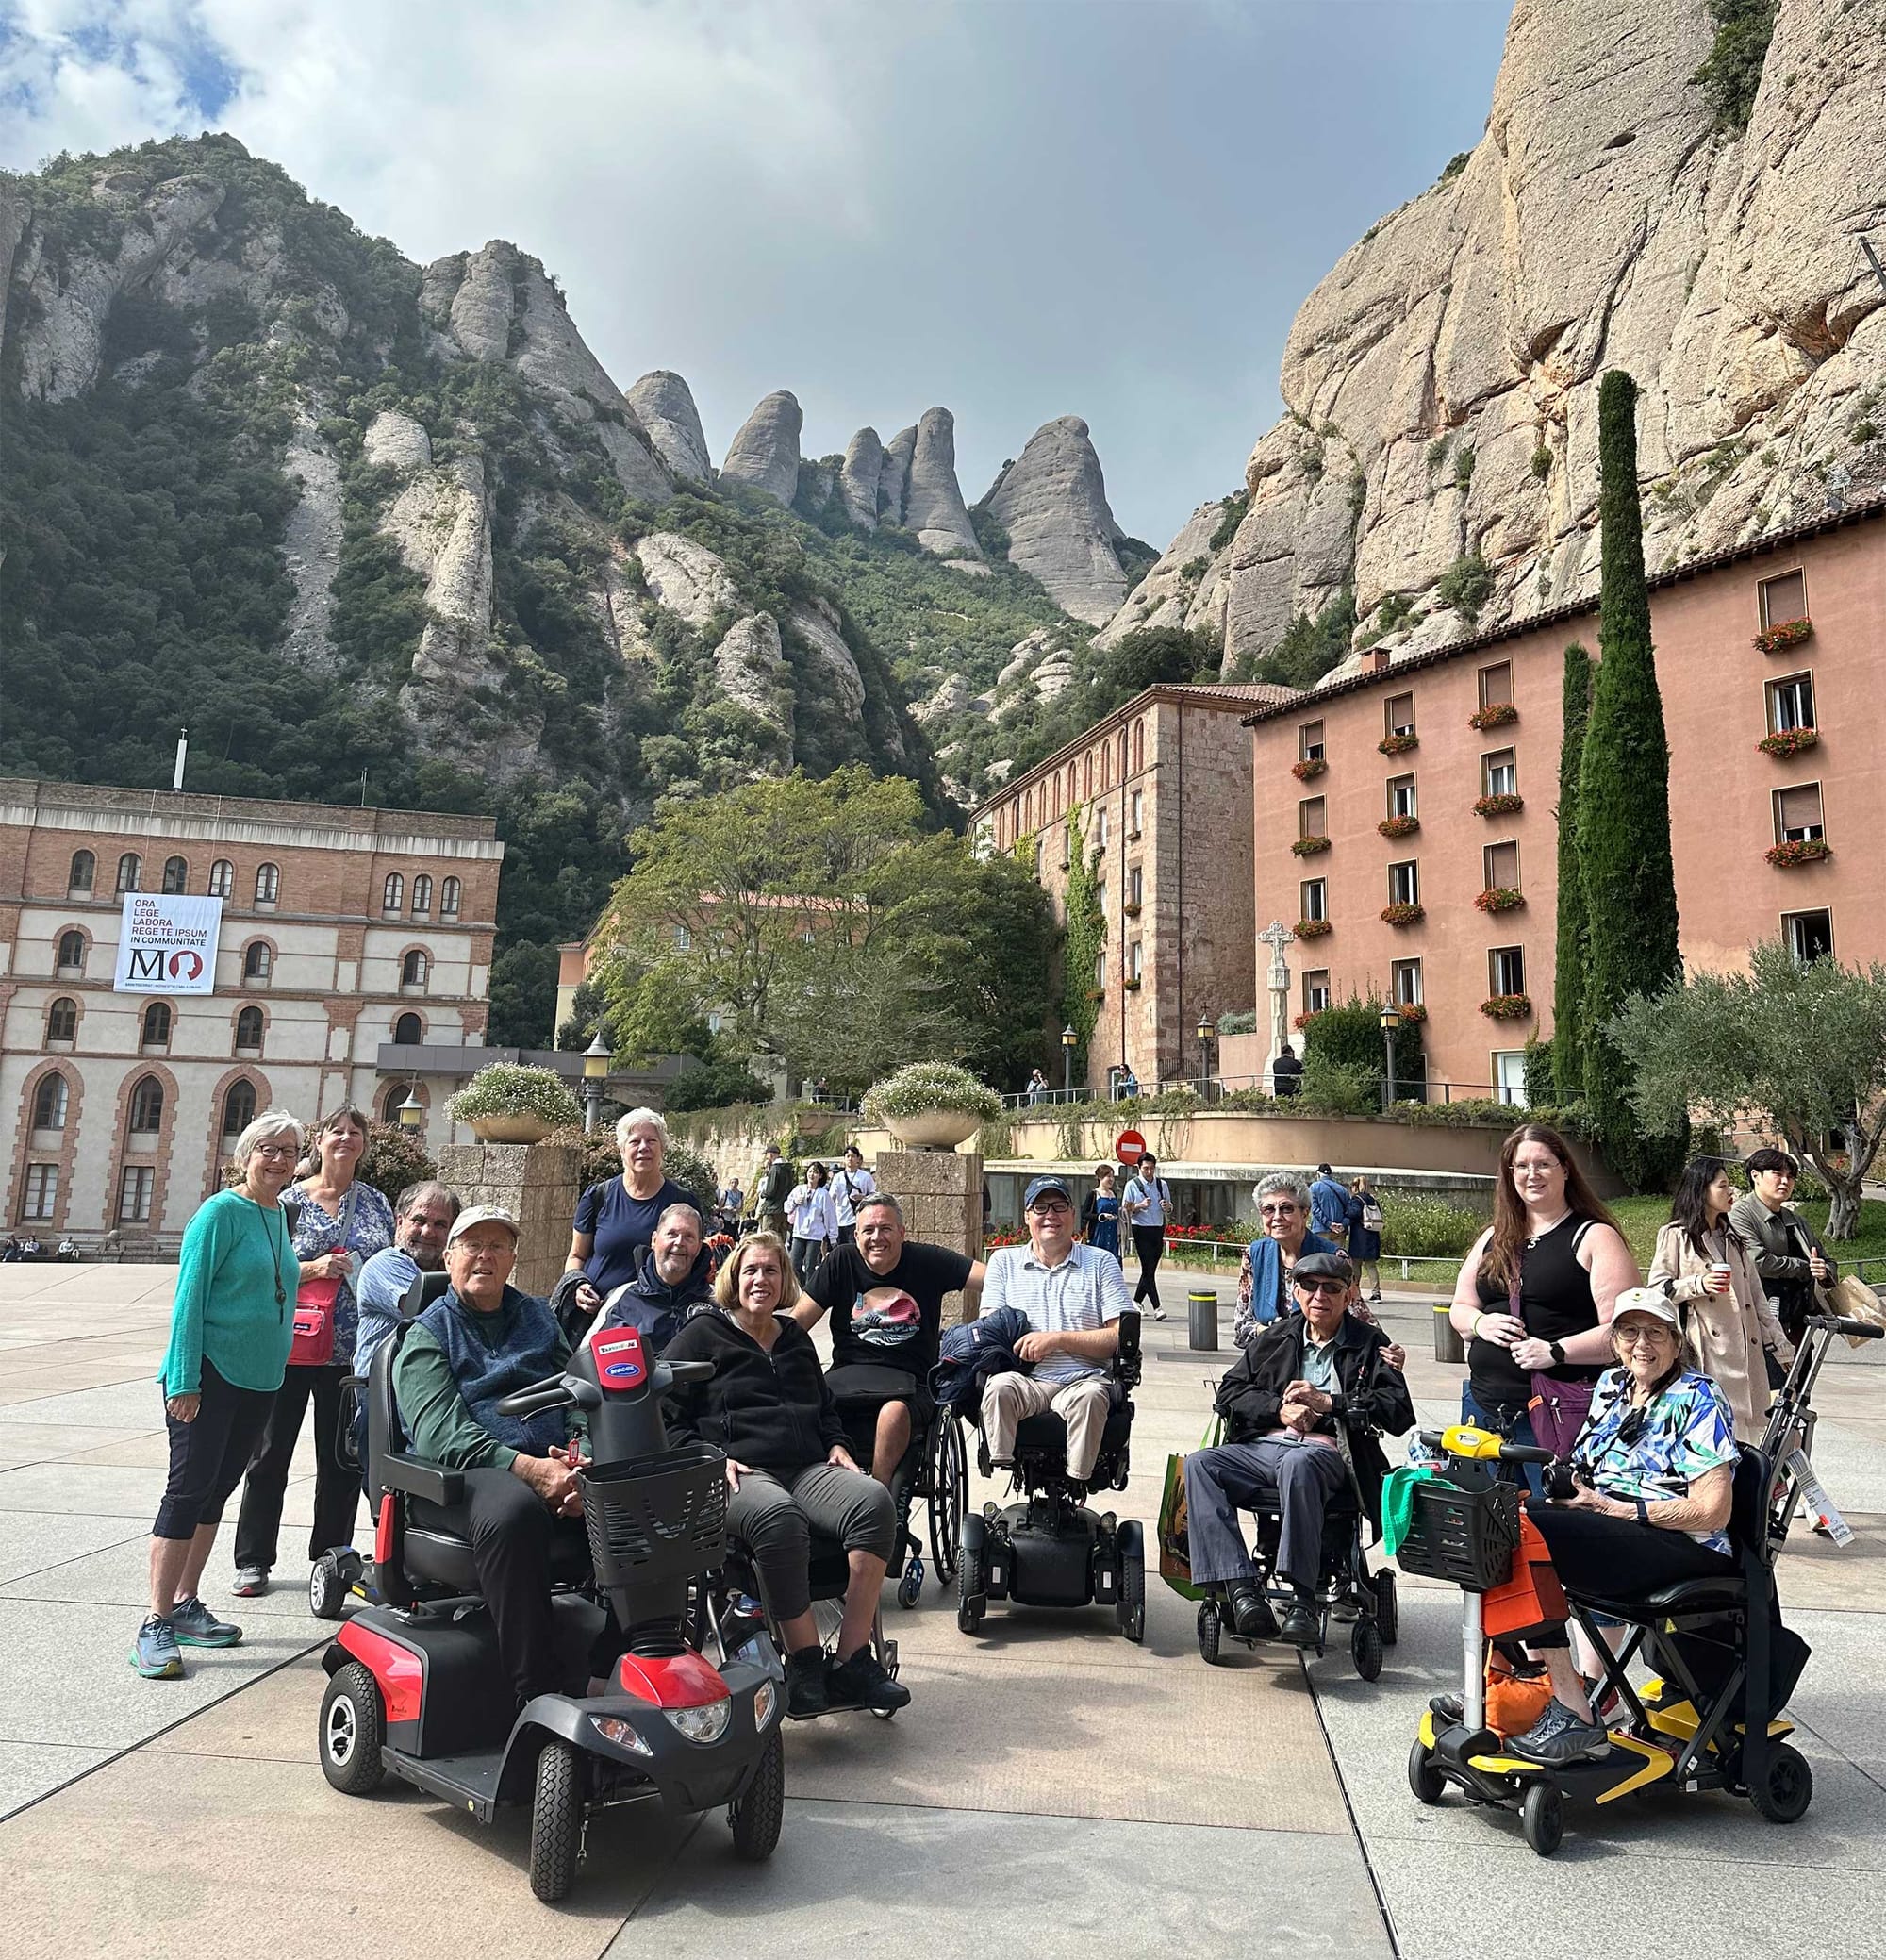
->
[1551, 641, 1593, 1104]
[1577, 370, 1686, 1188]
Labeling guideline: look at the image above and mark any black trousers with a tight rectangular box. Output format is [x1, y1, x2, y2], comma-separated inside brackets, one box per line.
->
[1525, 1498, 1736, 1603]
[153, 1360, 277, 1540]
[233, 1363, 361, 1570]
[1132, 1225, 1166, 1307]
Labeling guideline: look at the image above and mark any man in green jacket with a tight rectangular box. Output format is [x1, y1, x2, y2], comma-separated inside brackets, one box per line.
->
[391, 1206, 588, 1703]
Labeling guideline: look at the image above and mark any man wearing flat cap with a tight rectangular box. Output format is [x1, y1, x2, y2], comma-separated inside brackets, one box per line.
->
[1184, 1251, 1414, 1645]
[978, 1174, 1133, 1487]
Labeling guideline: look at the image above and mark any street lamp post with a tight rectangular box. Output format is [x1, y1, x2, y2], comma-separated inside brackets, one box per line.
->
[582, 1030, 613, 1135]
[1061, 1023, 1078, 1099]
[1195, 1011, 1216, 1100]
[1380, 1005, 1401, 1112]
[396, 1085, 424, 1132]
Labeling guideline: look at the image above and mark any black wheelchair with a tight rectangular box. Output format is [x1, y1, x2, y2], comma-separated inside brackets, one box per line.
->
[954, 1312, 1146, 1642]
[825, 1362, 968, 1606]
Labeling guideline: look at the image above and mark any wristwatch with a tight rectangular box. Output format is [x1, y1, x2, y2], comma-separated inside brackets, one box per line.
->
[1547, 1340, 1566, 1368]
[1634, 1496, 1650, 1524]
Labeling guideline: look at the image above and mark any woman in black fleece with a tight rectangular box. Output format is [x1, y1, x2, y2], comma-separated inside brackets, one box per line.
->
[663, 1232, 907, 1718]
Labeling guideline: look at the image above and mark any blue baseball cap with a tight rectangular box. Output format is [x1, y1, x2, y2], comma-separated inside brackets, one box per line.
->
[1023, 1174, 1074, 1208]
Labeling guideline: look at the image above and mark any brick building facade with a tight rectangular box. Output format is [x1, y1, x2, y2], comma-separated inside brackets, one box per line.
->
[1242, 501, 1886, 1096]
[1, 779, 504, 1243]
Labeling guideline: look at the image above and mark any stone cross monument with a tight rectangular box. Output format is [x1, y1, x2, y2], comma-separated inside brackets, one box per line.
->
[1258, 920, 1295, 1081]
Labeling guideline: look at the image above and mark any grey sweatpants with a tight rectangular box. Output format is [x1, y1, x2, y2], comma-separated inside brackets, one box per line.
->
[727, 1460, 896, 1622]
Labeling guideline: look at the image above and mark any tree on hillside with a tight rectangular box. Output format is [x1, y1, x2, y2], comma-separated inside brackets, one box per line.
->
[1609, 938, 1886, 1240]
[1578, 371, 1685, 1189]
[1551, 642, 1594, 1104]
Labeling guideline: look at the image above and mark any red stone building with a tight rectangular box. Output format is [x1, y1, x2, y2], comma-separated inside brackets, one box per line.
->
[1242, 501, 1886, 1097]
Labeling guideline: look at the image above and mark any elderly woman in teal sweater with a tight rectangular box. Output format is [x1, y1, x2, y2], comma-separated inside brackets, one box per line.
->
[132, 1109, 305, 1680]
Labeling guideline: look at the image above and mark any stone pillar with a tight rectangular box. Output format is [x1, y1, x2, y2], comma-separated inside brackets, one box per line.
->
[873, 1148, 984, 1326]
[437, 1140, 582, 1298]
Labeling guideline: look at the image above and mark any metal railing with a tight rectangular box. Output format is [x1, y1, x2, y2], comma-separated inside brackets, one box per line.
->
[999, 1076, 1524, 1112]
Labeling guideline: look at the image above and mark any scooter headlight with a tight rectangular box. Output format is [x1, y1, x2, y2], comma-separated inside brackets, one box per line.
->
[589, 1714, 653, 1756]
[665, 1700, 733, 1745]
[753, 1679, 778, 1732]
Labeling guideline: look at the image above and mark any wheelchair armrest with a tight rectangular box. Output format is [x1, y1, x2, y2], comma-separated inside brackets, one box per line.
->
[381, 1452, 464, 1507]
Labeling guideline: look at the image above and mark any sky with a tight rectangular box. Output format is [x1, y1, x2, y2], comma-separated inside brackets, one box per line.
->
[0, 0, 1513, 549]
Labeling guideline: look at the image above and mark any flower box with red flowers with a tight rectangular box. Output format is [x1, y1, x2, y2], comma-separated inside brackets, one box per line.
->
[1293, 1009, 1323, 1029]
[1291, 834, 1332, 856]
[1395, 1002, 1428, 1023]
[1480, 994, 1532, 1021]
[1378, 732, 1420, 756]
[1754, 618, 1812, 656]
[1290, 756, 1328, 781]
[1381, 903, 1425, 927]
[1474, 792, 1524, 818]
[1295, 918, 1332, 939]
[1766, 839, 1830, 869]
[1378, 815, 1420, 839]
[1757, 727, 1818, 760]
[1467, 703, 1518, 731]
[1475, 887, 1525, 913]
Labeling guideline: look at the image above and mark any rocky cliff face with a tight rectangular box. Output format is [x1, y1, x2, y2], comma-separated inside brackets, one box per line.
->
[627, 369, 713, 483]
[982, 416, 1128, 624]
[1107, 0, 1886, 679]
[720, 390, 803, 505]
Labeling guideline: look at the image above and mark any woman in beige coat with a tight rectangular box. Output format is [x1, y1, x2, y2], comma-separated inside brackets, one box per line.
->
[1648, 1156, 1793, 1437]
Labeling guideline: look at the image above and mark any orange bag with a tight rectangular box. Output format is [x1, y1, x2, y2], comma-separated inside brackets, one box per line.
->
[1485, 1650, 1554, 1737]
[1481, 1512, 1566, 1639]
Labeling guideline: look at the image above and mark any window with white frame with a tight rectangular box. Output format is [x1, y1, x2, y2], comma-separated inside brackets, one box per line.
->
[1767, 673, 1814, 733]
[1385, 693, 1416, 739]
[1481, 750, 1517, 797]
[1129, 789, 1143, 836]
[1783, 909, 1833, 963]
[1300, 877, 1328, 922]
[1388, 860, 1419, 906]
[23, 1164, 60, 1221]
[440, 876, 461, 919]
[117, 1165, 155, 1223]
[1494, 1051, 1529, 1107]
[1387, 774, 1416, 819]
[254, 862, 279, 906]
[1303, 969, 1331, 1015]
[1391, 957, 1422, 1007]
[207, 858, 234, 898]
[1774, 783, 1824, 844]
[1128, 940, 1144, 984]
[1299, 720, 1325, 762]
[1489, 945, 1526, 996]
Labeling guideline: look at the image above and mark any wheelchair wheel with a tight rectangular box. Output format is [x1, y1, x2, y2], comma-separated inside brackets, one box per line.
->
[928, 1415, 967, 1586]
[1750, 1742, 1813, 1824]
[1520, 1779, 1563, 1856]
[1116, 1520, 1146, 1644]
[728, 1730, 785, 1860]
[1407, 1738, 1444, 1805]
[319, 1662, 385, 1796]
[530, 1739, 584, 1902]
[1372, 1569, 1398, 1647]
[897, 1562, 923, 1610]
[1197, 1600, 1222, 1666]
[1349, 1615, 1383, 1682]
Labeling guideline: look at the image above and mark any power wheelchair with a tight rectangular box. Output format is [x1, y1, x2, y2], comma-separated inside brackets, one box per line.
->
[954, 1311, 1146, 1642]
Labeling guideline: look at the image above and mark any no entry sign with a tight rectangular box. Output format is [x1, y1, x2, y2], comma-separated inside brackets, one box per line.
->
[1115, 1129, 1147, 1165]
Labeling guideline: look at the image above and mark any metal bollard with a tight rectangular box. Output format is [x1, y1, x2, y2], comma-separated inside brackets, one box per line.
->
[1432, 1300, 1464, 1364]
[1187, 1289, 1219, 1352]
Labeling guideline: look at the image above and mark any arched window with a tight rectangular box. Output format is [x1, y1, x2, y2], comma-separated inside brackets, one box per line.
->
[161, 855, 189, 894]
[235, 1006, 264, 1053]
[393, 1011, 423, 1045]
[381, 1083, 413, 1125]
[31, 1074, 69, 1132]
[440, 876, 461, 920]
[207, 859, 234, 898]
[1133, 719, 1144, 773]
[1051, 771, 1063, 813]
[46, 998, 77, 1042]
[57, 929, 86, 972]
[221, 1079, 257, 1140]
[254, 862, 279, 905]
[128, 1075, 165, 1133]
[401, 949, 429, 989]
[1101, 743, 1112, 789]
[1117, 729, 1129, 779]
[383, 872, 404, 915]
[141, 1002, 172, 1050]
[69, 850, 95, 893]
[411, 874, 433, 916]
[116, 852, 141, 894]
[243, 942, 273, 983]
[1084, 753, 1093, 800]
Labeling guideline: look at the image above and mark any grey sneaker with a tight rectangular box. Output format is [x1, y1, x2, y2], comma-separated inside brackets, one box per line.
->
[171, 1595, 242, 1647]
[230, 1566, 269, 1598]
[1510, 1698, 1608, 1765]
[130, 1614, 184, 1679]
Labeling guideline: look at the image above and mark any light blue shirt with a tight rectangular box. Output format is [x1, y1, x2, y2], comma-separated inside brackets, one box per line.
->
[1124, 1174, 1169, 1230]
[354, 1246, 423, 1374]
[983, 1240, 1132, 1384]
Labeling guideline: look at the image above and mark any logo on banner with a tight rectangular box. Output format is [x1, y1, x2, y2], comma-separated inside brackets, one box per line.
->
[113, 893, 223, 995]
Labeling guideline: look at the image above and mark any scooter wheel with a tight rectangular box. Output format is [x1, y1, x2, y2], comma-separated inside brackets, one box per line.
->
[1521, 1779, 1563, 1856]
[729, 1729, 786, 1861]
[1407, 1738, 1444, 1806]
[897, 1570, 922, 1610]
[1197, 1601, 1222, 1667]
[308, 1553, 348, 1622]
[1373, 1570, 1398, 1647]
[1116, 1524, 1146, 1645]
[1350, 1616, 1383, 1682]
[1751, 1741, 1813, 1824]
[319, 1662, 385, 1796]
[529, 1740, 584, 1902]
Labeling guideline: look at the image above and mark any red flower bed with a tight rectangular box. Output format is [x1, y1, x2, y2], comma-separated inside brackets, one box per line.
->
[1475, 887, 1525, 913]
[1754, 618, 1812, 656]
[1467, 702, 1518, 731]
[1378, 815, 1420, 839]
[1381, 903, 1425, 927]
[1395, 1002, 1428, 1023]
[1378, 732, 1419, 756]
[1757, 727, 1818, 760]
[1290, 756, 1328, 781]
[1481, 994, 1532, 1021]
[1291, 834, 1332, 856]
[1295, 918, 1332, 938]
[1766, 839, 1830, 868]
[1474, 792, 1524, 818]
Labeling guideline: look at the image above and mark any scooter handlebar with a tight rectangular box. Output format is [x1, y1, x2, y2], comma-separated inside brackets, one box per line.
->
[1417, 1425, 1555, 1468]
[1809, 1312, 1885, 1341]
[661, 1359, 715, 1384]
[493, 1372, 579, 1417]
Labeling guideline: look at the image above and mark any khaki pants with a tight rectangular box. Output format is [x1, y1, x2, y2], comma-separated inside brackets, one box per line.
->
[981, 1372, 1113, 1481]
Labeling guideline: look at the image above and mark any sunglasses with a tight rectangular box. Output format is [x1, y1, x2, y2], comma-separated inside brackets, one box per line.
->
[1296, 1279, 1348, 1299]
[1260, 1204, 1301, 1218]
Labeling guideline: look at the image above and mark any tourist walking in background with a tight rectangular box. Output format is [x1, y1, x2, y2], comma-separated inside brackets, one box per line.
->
[1234, 1171, 1339, 1346]
[1122, 1153, 1171, 1320]
[231, 1104, 392, 1598]
[1447, 1122, 1638, 1493]
[786, 1158, 838, 1281]
[753, 1142, 794, 1237]
[1650, 1156, 1793, 1437]
[832, 1143, 876, 1248]
[1309, 1163, 1349, 1250]
[1081, 1163, 1121, 1263]
[1729, 1146, 1834, 1352]
[1346, 1176, 1383, 1303]
[136, 1111, 306, 1676]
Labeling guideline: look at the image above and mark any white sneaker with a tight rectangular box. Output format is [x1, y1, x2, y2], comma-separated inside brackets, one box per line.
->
[229, 1566, 270, 1598]
[1149, 1304, 1168, 1321]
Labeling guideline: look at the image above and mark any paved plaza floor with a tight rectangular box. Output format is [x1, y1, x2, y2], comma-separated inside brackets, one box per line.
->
[4, 1260, 1885, 1956]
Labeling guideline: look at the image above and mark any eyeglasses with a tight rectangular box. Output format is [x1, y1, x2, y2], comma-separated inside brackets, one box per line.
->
[1260, 1204, 1301, 1218]
[1028, 1200, 1072, 1217]
[1614, 1326, 1674, 1348]
[253, 1144, 298, 1160]
[1296, 1279, 1348, 1299]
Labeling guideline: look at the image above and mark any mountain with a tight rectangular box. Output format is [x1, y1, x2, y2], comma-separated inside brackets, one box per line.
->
[1105, 0, 1886, 683]
[0, 132, 1150, 1039]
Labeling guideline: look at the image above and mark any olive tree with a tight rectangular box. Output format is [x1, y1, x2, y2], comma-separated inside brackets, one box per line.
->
[1608, 938, 1886, 1238]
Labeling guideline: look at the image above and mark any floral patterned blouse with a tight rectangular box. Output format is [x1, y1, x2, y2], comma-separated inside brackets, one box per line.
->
[290, 1179, 395, 1365]
[1569, 1366, 1739, 1553]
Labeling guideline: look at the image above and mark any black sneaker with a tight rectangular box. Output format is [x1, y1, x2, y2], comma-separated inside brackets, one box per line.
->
[1225, 1583, 1277, 1640]
[1278, 1602, 1319, 1647]
[826, 1646, 911, 1713]
[786, 1646, 829, 1719]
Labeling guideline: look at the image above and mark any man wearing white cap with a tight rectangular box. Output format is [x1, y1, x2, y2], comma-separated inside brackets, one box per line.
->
[391, 1205, 588, 1704]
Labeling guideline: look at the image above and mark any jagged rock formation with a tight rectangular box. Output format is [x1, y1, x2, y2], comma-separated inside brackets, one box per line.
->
[840, 427, 885, 526]
[901, 407, 983, 559]
[720, 390, 802, 505]
[635, 531, 740, 627]
[383, 451, 498, 686]
[982, 416, 1126, 624]
[1095, 497, 1234, 649]
[879, 424, 918, 525]
[627, 370, 713, 483]
[1106, 0, 1886, 677]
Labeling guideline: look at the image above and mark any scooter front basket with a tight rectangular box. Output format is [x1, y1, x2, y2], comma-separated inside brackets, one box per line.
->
[580, 1443, 729, 1590]
[1395, 1476, 1520, 1591]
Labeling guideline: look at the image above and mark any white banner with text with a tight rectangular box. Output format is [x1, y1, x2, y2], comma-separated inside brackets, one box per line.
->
[112, 892, 223, 993]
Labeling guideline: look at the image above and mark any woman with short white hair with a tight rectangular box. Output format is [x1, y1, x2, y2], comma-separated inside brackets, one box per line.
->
[133, 1109, 306, 1679]
[564, 1104, 694, 1326]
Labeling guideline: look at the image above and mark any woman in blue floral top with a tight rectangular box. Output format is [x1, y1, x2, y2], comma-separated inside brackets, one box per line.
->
[1497, 1287, 1740, 1767]
[231, 1105, 393, 1595]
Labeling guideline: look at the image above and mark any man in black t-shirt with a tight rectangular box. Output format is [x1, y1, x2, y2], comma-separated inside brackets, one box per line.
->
[794, 1192, 984, 1482]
